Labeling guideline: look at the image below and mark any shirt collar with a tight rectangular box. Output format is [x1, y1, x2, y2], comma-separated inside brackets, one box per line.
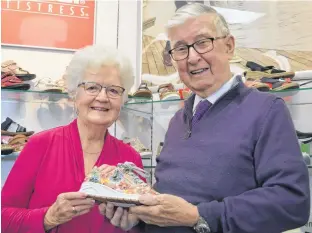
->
[193, 74, 237, 113]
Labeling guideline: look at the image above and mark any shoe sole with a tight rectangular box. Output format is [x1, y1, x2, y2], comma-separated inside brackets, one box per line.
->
[79, 181, 141, 207]
[1, 130, 34, 136]
[160, 93, 180, 101]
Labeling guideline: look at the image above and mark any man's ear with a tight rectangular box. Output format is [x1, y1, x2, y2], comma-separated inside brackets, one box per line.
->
[226, 35, 235, 57]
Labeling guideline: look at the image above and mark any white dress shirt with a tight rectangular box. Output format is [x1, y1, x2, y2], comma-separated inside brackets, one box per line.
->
[193, 74, 237, 114]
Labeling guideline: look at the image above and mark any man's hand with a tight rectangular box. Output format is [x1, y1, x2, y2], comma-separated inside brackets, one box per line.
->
[130, 194, 199, 227]
[99, 202, 139, 231]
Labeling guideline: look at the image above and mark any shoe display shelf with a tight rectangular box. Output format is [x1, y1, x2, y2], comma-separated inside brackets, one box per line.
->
[2, 86, 312, 186]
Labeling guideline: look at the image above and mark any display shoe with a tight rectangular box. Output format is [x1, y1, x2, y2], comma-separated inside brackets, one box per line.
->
[244, 80, 271, 92]
[123, 137, 152, 157]
[8, 134, 28, 152]
[1, 60, 36, 81]
[34, 77, 65, 93]
[131, 82, 152, 99]
[1, 144, 14, 155]
[158, 83, 180, 101]
[297, 130, 312, 144]
[79, 162, 158, 207]
[1, 72, 31, 90]
[1, 117, 34, 136]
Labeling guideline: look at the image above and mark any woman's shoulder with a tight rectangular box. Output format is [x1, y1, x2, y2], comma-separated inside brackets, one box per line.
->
[28, 124, 69, 144]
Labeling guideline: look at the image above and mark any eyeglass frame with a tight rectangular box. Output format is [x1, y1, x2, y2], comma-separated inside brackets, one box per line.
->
[168, 36, 228, 61]
[77, 82, 125, 98]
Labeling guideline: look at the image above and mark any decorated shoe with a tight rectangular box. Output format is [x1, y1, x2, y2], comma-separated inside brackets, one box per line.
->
[79, 161, 157, 207]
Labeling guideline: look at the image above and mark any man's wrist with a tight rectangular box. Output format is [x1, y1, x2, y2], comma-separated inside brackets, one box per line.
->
[133, 220, 145, 231]
[186, 205, 200, 227]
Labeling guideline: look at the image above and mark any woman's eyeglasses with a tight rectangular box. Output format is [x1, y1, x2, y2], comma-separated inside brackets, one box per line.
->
[78, 82, 125, 98]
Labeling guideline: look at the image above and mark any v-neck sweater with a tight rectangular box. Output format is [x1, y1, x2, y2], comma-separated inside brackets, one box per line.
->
[149, 78, 309, 233]
[2, 119, 144, 233]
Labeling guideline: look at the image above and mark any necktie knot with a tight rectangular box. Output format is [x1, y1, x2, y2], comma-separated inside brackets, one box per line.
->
[192, 100, 211, 127]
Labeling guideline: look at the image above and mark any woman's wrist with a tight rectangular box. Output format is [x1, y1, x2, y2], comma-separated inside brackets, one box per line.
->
[43, 207, 58, 231]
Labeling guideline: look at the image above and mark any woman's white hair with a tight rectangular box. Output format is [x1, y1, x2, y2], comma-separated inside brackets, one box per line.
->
[65, 45, 134, 101]
[166, 3, 230, 36]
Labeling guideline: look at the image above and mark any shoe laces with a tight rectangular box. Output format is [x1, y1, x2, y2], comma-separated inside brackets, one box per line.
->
[87, 162, 150, 186]
[117, 162, 149, 185]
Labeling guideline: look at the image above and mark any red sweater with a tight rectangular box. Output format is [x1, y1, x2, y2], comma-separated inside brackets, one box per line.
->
[1, 119, 144, 233]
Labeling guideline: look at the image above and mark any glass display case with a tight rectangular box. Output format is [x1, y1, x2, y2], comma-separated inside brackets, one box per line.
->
[2, 85, 312, 186]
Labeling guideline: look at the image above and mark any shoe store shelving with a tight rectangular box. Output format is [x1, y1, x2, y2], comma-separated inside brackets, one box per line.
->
[2, 86, 312, 109]
[2, 86, 312, 186]
[1, 89, 70, 104]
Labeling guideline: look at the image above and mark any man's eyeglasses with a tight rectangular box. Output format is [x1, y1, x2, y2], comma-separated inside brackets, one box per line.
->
[168, 36, 227, 61]
[78, 82, 125, 98]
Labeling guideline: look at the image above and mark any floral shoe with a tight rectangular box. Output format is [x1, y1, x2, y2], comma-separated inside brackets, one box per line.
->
[79, 162, 157, 207]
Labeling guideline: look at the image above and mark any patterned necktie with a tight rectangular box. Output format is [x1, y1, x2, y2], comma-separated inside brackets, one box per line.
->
[192, 99, 212, 127]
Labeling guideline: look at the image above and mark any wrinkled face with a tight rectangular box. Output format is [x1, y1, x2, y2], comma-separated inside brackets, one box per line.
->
[75, 65, 123, 127]
[168, 14, 235, 98]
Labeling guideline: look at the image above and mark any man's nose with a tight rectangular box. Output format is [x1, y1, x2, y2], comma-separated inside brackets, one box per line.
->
[187, 47, 201, 65]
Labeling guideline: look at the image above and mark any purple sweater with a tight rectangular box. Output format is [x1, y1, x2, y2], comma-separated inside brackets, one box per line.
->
[148, 77, 310, 233]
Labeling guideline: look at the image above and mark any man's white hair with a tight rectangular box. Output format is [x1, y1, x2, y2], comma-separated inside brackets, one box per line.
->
[65, 45, 134, 102]
[166, 3, 230, 36]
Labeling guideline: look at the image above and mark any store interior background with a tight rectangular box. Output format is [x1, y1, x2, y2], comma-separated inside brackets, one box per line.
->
[141, 0, 312, 178]
[1, 0, 142, 133]
[1, 0, 142, 186]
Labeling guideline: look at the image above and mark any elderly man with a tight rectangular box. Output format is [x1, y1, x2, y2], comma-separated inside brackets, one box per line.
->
[100, 3, 310, 233]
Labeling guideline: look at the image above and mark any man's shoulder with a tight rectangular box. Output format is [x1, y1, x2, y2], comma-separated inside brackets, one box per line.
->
[245, 87, 282, 107]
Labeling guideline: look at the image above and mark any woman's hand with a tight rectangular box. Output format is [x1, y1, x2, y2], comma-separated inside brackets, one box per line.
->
[99, 202, 140, 231]
[97, 164, 116, 175]
[44, 192, 95, 231]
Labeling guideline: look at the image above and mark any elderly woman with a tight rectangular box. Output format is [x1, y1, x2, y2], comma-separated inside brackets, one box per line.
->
[1, 46, 144, 233]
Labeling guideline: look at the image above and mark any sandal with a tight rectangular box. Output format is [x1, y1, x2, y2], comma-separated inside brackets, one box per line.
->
[260, 77, 299, 91]
[245, 80, 271, 92]
[244, 70, 295, 81]
[244, 61, 295, 80]
[158, 83, 180, 100]
[1, 72, 30, 90]
[132, 82, 152, 98]
[1, 60, 36, 81]
[1, 117, 34, 136]
[8, 134, 28, 152]
[296, 130, 312, 144]
[178, 88, 192, 99]
[123, 137, 151, 156]
[296, 131, 312, 139]
[34, 78, 65, 93]
[1, 144, 14, 155]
